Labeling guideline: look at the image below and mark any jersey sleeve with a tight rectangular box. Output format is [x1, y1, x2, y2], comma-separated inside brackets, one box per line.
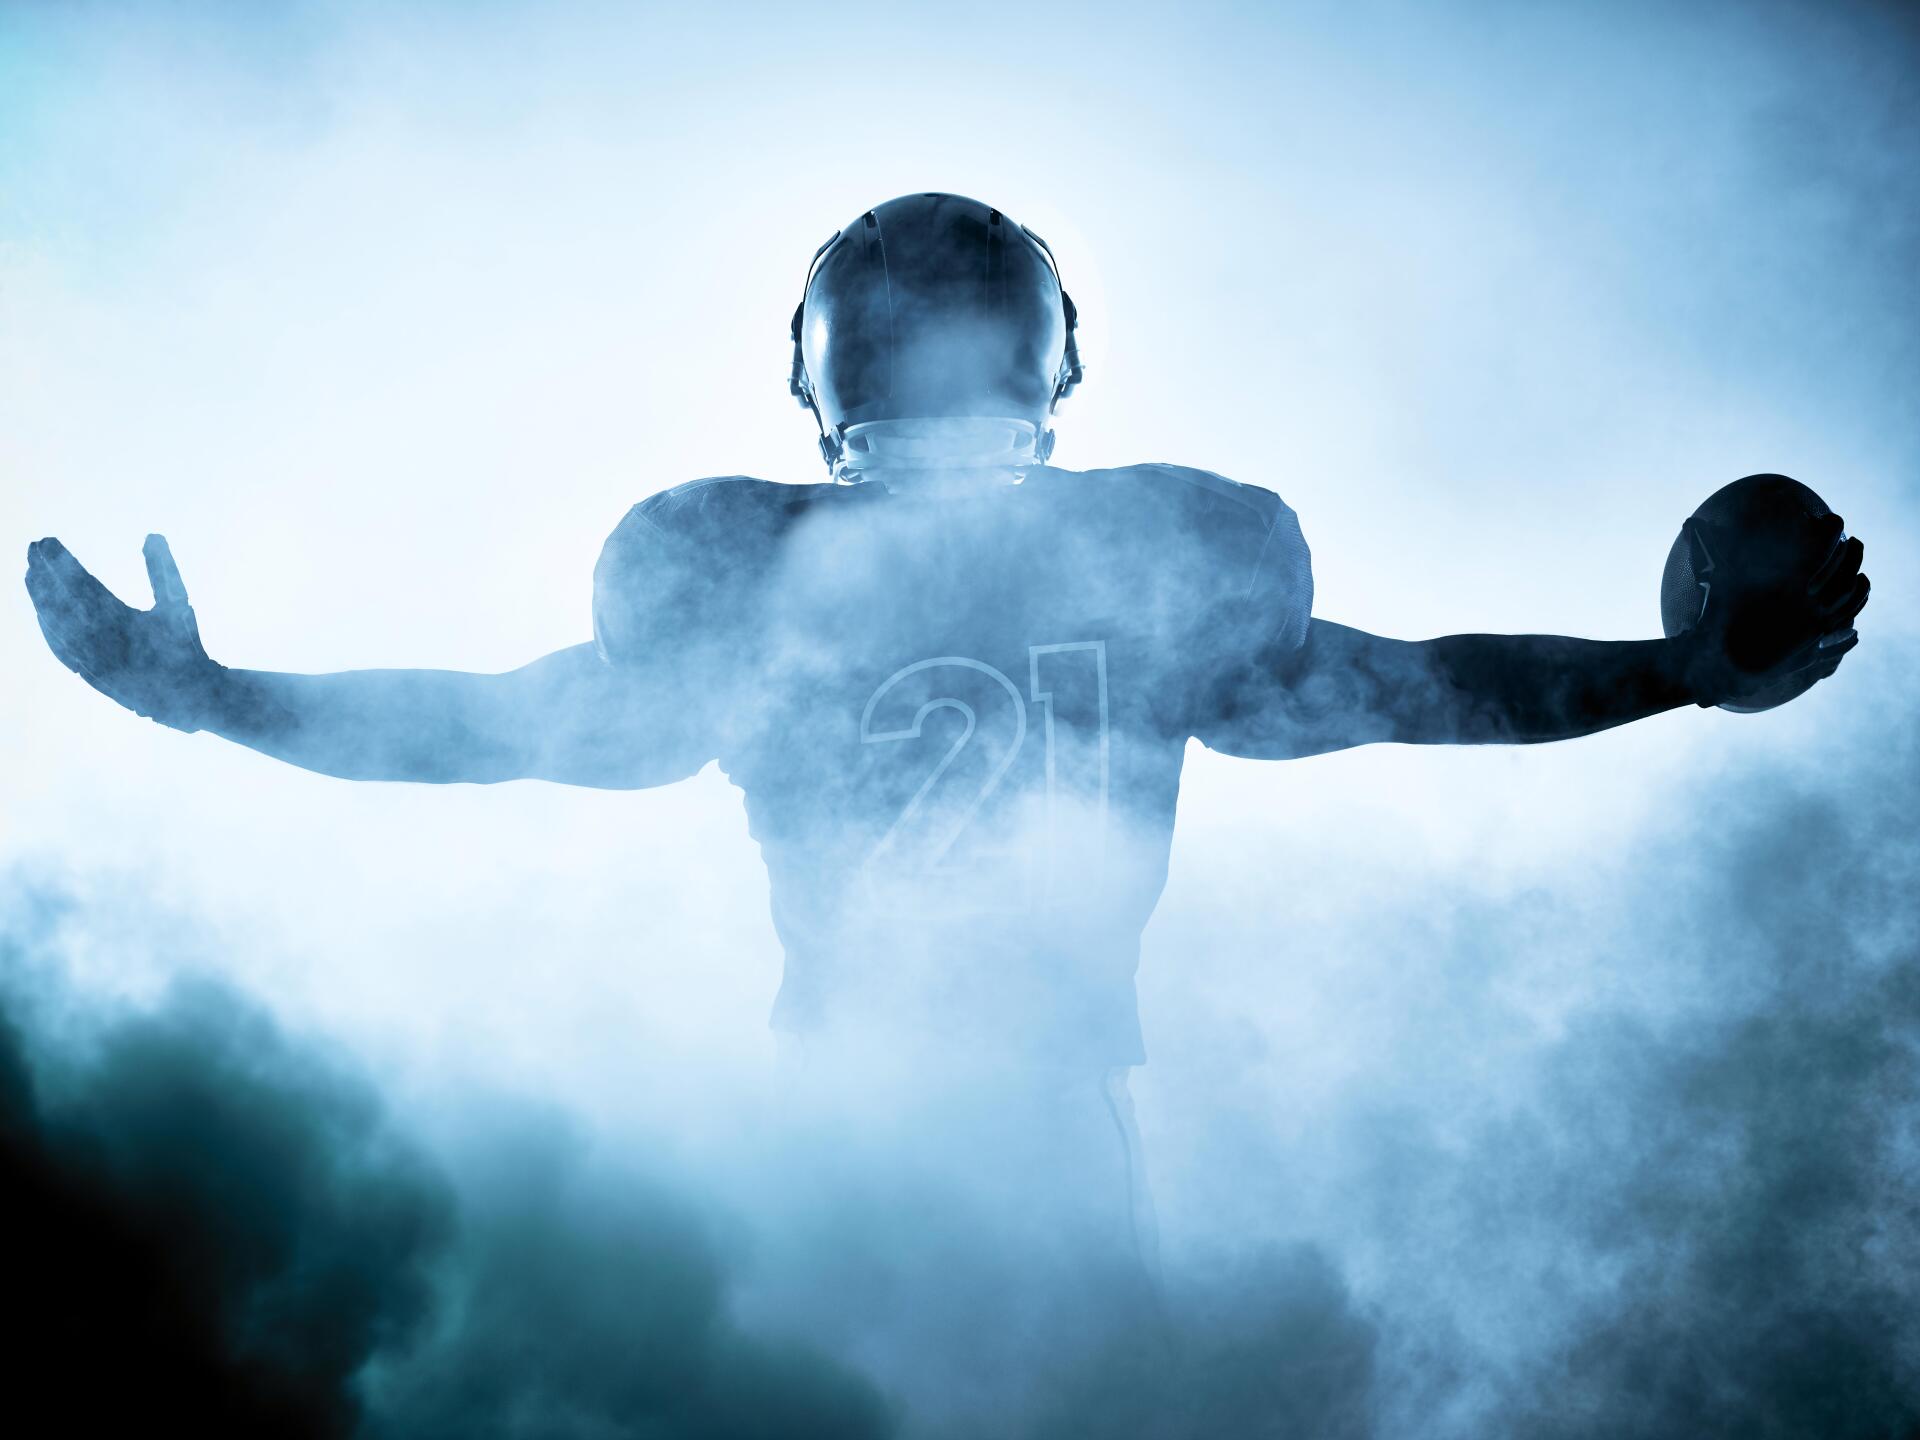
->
[591, 477, 785, 707]
[1157, 465, 1314, 670]
[592, 492, 693, 669]
[1156, 466, 1315, 746]
[1231, 484, 1314, 660]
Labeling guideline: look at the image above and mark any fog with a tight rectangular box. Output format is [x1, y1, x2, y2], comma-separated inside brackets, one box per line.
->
[3, 1, 1917, 1435]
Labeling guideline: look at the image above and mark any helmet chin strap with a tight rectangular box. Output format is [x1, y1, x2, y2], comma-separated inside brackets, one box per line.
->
[834, 417, 1051, 482]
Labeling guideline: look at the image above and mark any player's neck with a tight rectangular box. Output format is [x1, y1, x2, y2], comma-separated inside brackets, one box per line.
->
[834, 417, 1042, 496]
[855, 464, 1029, 498]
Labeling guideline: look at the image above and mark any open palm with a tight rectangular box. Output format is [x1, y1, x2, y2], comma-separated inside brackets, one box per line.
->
[25, 535, 221, 731]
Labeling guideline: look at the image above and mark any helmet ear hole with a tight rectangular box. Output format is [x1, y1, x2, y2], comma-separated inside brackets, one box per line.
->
[1053, 291, 1084, 410]
[787, 301, 812, 408]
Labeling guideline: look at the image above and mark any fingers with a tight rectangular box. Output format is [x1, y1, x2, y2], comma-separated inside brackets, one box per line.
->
[1768, 626, 1859, 681]
[1801, 526, 1867, 658]
[1813, 627, 1859, 658]
[1808, 512, 1846, 566]
[24, 538, 59, 602]
[26, 536, 81, 593]
[1807, 632, 1856, 685]
[1809, 534, 1863, 600]
[1806, 522, 1857, 592]
[1816, 571, 1870, 625]
[26, 537, 118, 622]
[143, 534, 190, 610]
[29, 537, 101, 590]
[24, 537, 133, 682]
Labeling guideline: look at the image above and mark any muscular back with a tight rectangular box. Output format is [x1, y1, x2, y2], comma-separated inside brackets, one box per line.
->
[593, 465, 1313, 1063]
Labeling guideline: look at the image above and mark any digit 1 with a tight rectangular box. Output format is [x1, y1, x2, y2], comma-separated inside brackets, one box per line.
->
[1029, 641, 1110, 892]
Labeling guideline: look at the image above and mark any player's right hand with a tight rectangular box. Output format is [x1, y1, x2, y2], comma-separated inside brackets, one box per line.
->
[1679, 511, 1867, 707]
[24, 535, 224, 732]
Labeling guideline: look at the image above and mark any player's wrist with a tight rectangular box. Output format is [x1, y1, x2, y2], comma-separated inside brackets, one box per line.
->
[145, 657, 232, 734]
[1664, 630, 1724, 709]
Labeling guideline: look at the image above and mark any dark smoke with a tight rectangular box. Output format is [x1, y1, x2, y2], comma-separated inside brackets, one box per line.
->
[0, 896, 890, 1439]
[359, 1115, 894, 1440]
[1154, 663, 1920, 1439]
[0, 944, 448, 1436]
[1492, 773, 1920, 1440]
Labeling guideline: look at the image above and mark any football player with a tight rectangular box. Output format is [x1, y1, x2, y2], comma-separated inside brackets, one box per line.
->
[24, 192, 1868, 1278]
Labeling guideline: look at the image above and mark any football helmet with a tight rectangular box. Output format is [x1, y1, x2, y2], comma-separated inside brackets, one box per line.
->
[787, 193, 1085, 478]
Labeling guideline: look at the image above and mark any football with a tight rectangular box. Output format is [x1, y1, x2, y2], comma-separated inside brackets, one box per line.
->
[1660, 473, 1842, 713]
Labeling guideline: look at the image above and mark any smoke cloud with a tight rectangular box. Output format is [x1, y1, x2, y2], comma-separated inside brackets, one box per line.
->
[0, 892, 889, 1439]
[4, 641, 1916, 1437]
[5, 1, 1918, 1436]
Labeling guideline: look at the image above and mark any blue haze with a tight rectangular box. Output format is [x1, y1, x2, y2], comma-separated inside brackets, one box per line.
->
[2, 2, 1917, 1436]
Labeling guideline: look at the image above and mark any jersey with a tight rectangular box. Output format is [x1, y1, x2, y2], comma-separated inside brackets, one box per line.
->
[591, 464, 1312, 1066]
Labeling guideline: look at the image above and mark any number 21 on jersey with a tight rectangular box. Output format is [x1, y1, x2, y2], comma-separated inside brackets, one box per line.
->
[859, 641, 1109, 891]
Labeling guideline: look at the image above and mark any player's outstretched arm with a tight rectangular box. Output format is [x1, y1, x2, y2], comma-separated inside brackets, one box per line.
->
[1202, 521, 1867, 759]
[25, 536, 710, 788]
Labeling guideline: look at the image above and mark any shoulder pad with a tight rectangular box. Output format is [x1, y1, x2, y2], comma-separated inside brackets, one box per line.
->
[593, 477, 813, 665]
[629, 476, 821, 544]
[1127, 463, 1287, 524]
[1107, 463, 1311, 618]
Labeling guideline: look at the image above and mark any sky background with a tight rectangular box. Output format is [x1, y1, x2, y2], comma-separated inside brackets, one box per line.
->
[3, 2, 1917, 1436]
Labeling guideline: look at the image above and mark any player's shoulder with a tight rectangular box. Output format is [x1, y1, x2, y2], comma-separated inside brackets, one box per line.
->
[593, 478, 828, 656]
[1041, 460, 1288, 514]
[621, 475, 831, 543]
[1032, 461, 1300, 552]
[598, 475, 838, 571]
[1035, 463, 1311, 615]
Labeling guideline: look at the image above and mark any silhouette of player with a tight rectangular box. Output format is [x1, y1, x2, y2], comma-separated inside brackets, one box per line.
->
[24, 193, 1868, 1270]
